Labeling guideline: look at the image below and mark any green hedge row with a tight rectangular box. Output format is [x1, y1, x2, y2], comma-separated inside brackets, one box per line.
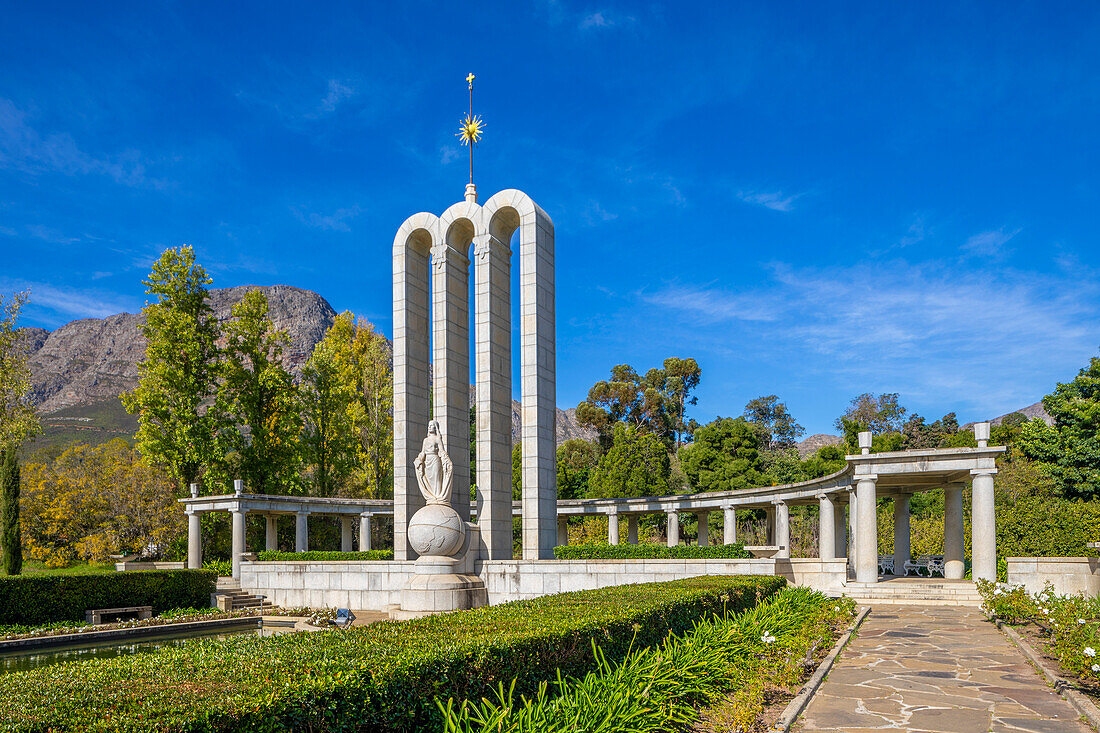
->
[554, 542, 751, 560]
[0, 570, 217, 625]
[255, 550, 394, 562]
[0, 575, 784, 731]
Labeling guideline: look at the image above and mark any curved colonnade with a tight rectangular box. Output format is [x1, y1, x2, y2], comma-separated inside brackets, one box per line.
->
[182, 425, 1003, 584]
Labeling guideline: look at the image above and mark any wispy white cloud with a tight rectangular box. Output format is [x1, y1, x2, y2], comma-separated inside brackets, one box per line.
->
[0, 225, 15, 236]
[0, 278, 136, 322]
[0, 98, 165, 189]
[639, 260, 1100, 416]
[963, 227, 1020, 256]
[581, 200, 618, 226]
[440, 145, 460, 165]
[312, 79, 356, 116]
[25, 224, 79, 244]
[579, 9, 636, 29]
[737, 189, 801, 212]
[293, 204, 363, 232]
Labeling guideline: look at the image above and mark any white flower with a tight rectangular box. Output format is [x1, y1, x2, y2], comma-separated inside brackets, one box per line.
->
[1085, 647, 1096, 658]
[761, 631, 777, 644]
[1081, 619, 1088, 625]
[1093, 664, 1099, 673]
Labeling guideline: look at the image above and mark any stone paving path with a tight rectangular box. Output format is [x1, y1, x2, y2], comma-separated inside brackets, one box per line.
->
[796, 605, 1092, 733]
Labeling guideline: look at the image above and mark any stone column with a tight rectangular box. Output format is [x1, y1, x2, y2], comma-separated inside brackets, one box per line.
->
[557, 516, 568, 546]
[893, 494, 911, 576]
[696, 512, 709, 547]
[393, 221, 432, 560]
[186, 511, 202, 569]
[518, 205, 557, 560]
[341, 517, 354, 552]
[944, 484, 964, 579]
[972, 468, 998, 582]
[231, 509, 246, 580]
[855, 475, 878, 583]
[431, 239, 470, 523]
[723, 505, 737, 545]
[834, 499, 847, 560]
[473, 232, 513, 560]
[295, 511, 309, 553]
[265, 515, 278, 552]
[666, 509, 680, 547]
[818, 494, 835, 561]
[774, 501, 790, 559]
[607, 508, 620, 545]
[765, 506, 776, 545]
[359, 513, 373, 552]
[848, 488, 859, 568]
[627, 515, 639, 545]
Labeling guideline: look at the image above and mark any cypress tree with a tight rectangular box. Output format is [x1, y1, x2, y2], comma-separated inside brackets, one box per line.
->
[0, 450, 21, 575]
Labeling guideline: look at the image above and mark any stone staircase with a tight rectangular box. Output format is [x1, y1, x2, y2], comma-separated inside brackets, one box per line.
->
[839, 578, 984, 607]
[214, 578, 274, 612]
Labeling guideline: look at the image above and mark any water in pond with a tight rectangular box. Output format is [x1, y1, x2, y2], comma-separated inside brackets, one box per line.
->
[0, 625, 287, 674]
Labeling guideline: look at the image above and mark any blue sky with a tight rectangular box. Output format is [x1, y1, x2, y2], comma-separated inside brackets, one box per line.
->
[2, 2, 1099, 436]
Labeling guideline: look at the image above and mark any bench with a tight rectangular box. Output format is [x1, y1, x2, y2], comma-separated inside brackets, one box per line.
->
[902, 555, 945, 577]
[878, 555, 895, 575]
[85, 605, 153, 625]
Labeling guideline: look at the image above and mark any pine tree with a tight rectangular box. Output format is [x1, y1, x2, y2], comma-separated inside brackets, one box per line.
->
[0, 450, 22, 575]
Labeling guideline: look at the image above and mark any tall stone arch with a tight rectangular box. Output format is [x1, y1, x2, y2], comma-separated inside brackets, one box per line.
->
[393, 190, 557, 561]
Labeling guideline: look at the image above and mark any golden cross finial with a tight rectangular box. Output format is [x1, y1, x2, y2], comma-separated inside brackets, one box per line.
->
[457, 73, 482, 187]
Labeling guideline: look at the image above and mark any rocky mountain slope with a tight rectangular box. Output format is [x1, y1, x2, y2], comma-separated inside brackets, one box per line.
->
[21, 286, 591, 446]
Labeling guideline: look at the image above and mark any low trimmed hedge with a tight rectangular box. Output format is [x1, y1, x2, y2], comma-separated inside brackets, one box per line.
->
[255, 549, 394, 562]
[0, 570, 217, 625]
[554, 542, 751, 560]
[0, 575, 784, 731]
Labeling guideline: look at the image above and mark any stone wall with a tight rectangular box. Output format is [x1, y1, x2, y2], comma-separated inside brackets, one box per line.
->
[240, 558, 847, 611]
[1006, 557, 1100, 596]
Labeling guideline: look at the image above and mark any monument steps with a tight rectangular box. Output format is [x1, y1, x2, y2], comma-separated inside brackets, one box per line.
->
[215, 578, 274, 612]
[839, 579, 983, 607]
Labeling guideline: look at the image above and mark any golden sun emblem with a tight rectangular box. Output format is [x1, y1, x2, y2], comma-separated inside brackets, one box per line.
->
[457, 114, 484, 146]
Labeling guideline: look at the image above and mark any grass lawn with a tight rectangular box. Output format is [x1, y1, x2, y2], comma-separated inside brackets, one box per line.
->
[15, 561, 118, 576]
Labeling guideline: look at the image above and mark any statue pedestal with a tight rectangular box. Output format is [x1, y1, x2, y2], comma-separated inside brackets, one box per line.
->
[392, 522, 487, 620]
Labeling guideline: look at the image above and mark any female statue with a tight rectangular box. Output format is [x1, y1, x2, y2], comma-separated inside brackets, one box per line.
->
[414, 419, 453, 505]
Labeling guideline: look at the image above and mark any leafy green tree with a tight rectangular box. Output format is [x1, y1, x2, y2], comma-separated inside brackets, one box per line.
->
[122, 247, 220, 492]
[0, 290, 38, 575]
[1018, 354, 1100, 499]
[0, 450, 21, 575]
[678, 417, 765, 492]
[347, 319, 393, 498]
[300, 313, 359, 495]
[511, 443, 522, 500]
[835, 392, 907, 434]
[587, 424, 670, 499]
[0, 291, 39, 451]
[742, 395, 804, 449]
[800, 444, 846, 479]
[576, 358, 700, 451]
[991, 412, 1028, 446]
[216, 290, 302, 494]
[557, 439, 600, 500]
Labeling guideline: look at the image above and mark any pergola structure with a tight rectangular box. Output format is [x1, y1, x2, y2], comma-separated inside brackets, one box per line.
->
[184, 425, 1003, 583]
[181, 481, 391, 577]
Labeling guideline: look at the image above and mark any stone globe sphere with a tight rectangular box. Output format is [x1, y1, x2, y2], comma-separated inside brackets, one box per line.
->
[407, 503, 466, 557]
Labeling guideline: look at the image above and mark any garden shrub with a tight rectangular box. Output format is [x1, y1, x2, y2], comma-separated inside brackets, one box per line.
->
[0, 575, 783, 731]
[0, 569, 216, 624]
[255, 549, 394, 562]
[554, 542, 750, 560]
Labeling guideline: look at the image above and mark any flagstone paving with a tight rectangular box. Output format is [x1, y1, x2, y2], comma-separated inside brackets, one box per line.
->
[796, 605, 1092, 733]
